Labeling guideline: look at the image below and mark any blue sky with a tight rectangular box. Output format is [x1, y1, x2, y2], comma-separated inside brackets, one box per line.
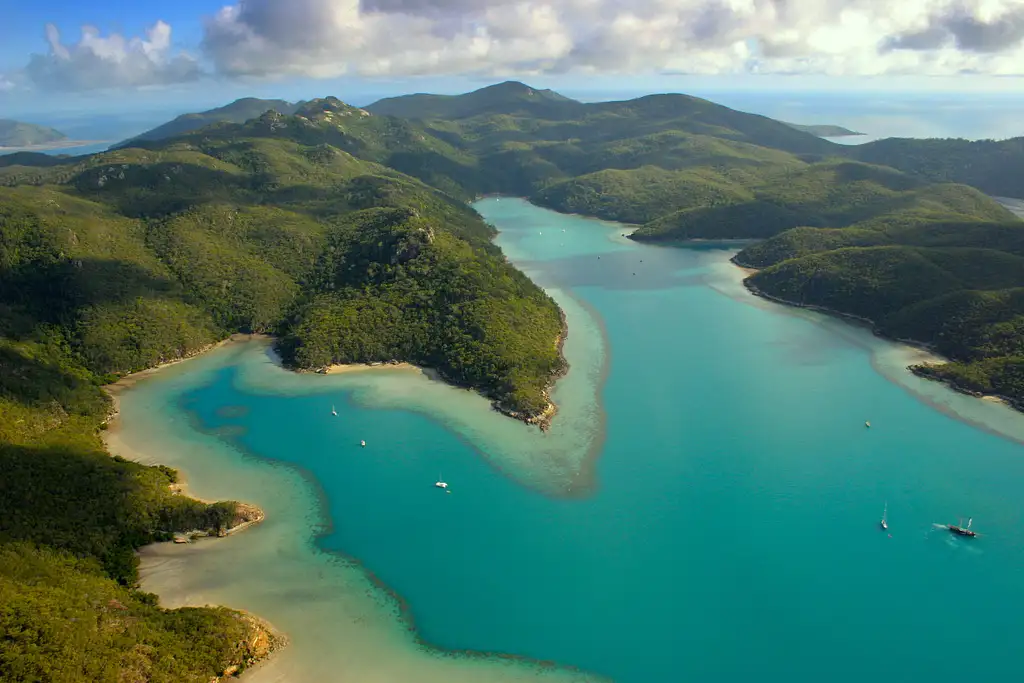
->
[2, 0, 1024, 118]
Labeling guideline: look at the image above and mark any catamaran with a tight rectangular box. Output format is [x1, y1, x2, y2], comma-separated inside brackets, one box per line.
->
[948, 517, 978, 538]
[880, 502, 888, 531]
[435, 474, 449, 491]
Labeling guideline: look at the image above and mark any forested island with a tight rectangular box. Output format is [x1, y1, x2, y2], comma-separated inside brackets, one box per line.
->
[4, 80, 1024, 679]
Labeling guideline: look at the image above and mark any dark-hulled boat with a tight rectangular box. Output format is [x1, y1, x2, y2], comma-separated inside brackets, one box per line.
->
[948, 517, 977, 538]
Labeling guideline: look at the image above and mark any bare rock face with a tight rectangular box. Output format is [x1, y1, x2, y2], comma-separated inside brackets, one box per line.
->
[232, 502, 264, 527]
[213, 613, 282, 681]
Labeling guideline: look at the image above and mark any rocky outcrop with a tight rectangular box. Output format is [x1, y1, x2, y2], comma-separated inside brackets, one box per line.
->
[212, 613, 284, 682]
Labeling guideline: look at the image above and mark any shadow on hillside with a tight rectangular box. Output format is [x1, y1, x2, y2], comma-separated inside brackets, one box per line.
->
[0, 257, 183, 325]
[0, 439, 238, 584]
[0, 343, 106, 417]
[71, 162, 249, 218]
[385, 150, 479, 195]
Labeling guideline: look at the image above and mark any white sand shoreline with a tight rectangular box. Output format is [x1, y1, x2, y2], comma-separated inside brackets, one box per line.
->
[727, 260, 1024, 428]
[103, 334, 274, 535]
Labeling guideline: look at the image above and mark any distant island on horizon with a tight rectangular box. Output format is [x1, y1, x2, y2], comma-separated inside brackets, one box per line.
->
[4, 78, 1024, 682]
[0, 118, 70, 148]
[782, 122, 865, 138]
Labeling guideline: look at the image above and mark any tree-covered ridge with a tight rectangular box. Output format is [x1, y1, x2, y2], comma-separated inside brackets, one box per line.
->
[116, 97, 301, 147]
[1, 119, 564, 415]
[626, 160, 1016, 242]
[849, 137, 1024, 199]
[1, 542, 275, 682]
[280, 207, 565, 416]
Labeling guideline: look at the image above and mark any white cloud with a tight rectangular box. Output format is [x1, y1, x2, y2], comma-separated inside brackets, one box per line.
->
[22, 21, 201, 91]
[200, 0, 1024, 79]
[7, 0, 1024, 92]
[0, 76, 14, 92]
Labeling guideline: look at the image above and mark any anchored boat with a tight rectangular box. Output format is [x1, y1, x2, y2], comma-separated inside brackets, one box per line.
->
[948, 517, 978, 538]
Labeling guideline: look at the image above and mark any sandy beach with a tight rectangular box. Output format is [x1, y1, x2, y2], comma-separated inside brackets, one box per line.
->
[324, 360, 440, 381]
[102, 332, 271, 530]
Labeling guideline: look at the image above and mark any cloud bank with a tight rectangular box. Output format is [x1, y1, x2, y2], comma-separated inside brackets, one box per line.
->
[8, 0, 1024, 91]
[18, 21, 200, 91]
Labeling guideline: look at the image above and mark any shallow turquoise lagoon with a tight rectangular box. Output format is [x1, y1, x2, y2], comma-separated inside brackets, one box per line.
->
[135, 199, 1024, 682]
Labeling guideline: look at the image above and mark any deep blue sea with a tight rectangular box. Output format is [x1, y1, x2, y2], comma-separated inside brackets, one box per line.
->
[120, 198, 1024, 683]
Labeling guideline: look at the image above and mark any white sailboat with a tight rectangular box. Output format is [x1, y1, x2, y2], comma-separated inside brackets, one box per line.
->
[435, 473, 449, 491]
[331, 405, 337, 416]
[880, 501, 888, 531]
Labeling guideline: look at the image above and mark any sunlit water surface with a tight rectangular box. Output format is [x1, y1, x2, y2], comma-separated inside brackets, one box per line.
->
[122, 198, 1024, 682]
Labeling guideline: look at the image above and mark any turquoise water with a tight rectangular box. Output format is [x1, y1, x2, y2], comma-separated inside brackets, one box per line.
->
[129, 199, 1024, 682]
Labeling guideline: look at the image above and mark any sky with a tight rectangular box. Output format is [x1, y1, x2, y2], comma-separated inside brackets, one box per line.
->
[2, 0, 1024, 117]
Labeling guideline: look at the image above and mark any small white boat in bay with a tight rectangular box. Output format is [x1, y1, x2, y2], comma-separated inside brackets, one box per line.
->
[880, 501, 888, 531]
[331, 405, 337, 416]
[360, 440, 366, 447]
[435, 474, 448, 490]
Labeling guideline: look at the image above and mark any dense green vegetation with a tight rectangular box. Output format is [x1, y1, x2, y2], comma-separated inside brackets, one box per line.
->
[0, 330, 274, 680]
[849, 137, 1024, 199]
[1, 101, 565, 414]
[0, 119, 67, 147]
[1, 542, 273, 682]
[117, 97, 300, 147]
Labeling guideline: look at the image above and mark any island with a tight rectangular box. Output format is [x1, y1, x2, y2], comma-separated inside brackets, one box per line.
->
[4, 80, 1024, 680]
[0, 118, 68, 148]
[782, 122, 865, 138]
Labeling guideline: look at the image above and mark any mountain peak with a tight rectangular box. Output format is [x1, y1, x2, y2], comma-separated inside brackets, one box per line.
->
[475, 81, 571, 102]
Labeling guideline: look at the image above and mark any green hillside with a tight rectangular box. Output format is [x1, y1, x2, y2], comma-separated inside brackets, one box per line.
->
[117, 97, 300, 147]
[0, 119, 68, 147]
[850, 137, 1024, 199]
[365, 80, 581, 120]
